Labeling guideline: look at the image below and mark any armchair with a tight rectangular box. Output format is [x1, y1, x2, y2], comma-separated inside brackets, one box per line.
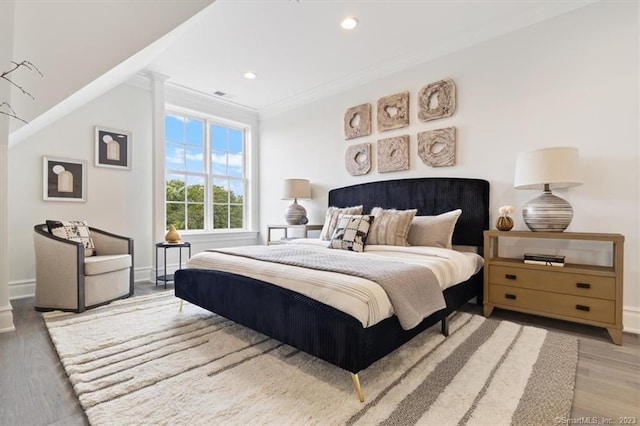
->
[33, 224, 134, 312]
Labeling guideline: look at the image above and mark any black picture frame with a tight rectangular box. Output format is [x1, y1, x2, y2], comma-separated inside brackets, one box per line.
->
[95, 126, 131, 170]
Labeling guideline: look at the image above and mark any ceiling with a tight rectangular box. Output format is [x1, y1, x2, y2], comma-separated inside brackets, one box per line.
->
[148, 0, 595, 114]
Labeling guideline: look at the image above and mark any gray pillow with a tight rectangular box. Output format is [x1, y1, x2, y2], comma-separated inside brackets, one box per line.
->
[367, 207, 417, 246]
[406, 209, 462, 249]
[320, 205, 363, 240]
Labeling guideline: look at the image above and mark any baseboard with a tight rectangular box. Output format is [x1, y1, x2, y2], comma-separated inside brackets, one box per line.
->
[9, 266, 154, 300]
[7, 273, 640, 335]
[8, 279, 35, 300]
[134, 267, 152, 284]
[623, 305, 640, 334]
[0, 303, 15, 333]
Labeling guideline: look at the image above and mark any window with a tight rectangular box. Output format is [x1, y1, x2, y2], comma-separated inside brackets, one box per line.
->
[165, 111, 246, 232]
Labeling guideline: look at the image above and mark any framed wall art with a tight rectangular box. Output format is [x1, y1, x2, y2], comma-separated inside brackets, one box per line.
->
[344, 103, 372, 140]
[418, 127, 456, 167]
[345, 142, 371, 176]
[95, 126, 131, 169]
[42, 156, 87, 202]
[377, 135, 409, 173]
[377, 91, 409, 132]
[418, 78, 456, 122]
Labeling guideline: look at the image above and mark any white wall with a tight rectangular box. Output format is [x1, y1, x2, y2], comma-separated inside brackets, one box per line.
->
[260, 2, 640, 331]
[8, 83, 154, 297]
[7, 78, 261, 299]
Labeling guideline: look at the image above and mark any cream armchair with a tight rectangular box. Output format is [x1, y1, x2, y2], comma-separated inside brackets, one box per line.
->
[33, 224, 134, 312]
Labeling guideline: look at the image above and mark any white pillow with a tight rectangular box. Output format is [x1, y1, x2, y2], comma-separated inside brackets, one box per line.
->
[367, 207, 417, 246]
[406, 209, 462, 249]
[320, 205, 363, 240]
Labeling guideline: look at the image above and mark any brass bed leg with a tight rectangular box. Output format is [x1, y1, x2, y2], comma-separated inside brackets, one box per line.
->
[441, 316, 449, 337]
[350, 373, 365, 403]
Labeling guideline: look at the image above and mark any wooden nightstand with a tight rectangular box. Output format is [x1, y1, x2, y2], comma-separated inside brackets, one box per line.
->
[266, 224, 323, 245]
[483, 230, 624, 345]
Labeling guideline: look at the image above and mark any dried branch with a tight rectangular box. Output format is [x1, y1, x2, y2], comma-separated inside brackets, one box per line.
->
[0, 102, 28, 124]
[1, 60, 43, 100]
[0, 60, 43, 123]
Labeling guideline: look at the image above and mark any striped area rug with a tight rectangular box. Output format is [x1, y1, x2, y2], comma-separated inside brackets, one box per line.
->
[43, 292, 578, 425]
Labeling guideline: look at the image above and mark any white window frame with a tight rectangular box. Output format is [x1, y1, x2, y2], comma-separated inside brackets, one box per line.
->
[165, 107, 250, 234]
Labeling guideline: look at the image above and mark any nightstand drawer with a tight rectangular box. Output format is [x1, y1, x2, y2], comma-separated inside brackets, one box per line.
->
[489, 265, 615, 300]
[489, 284, 615, 324]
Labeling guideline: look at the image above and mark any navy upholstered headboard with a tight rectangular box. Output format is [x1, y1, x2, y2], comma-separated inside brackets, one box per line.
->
[328, 178, 490, 247]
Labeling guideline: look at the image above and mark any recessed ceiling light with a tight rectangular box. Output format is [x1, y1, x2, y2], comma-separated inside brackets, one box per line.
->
[341, 17, 358, 30]
[244, 71, 257, 79]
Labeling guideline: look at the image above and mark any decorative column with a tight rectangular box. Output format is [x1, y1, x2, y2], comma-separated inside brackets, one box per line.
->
[0, 0, 15, 333]
[147, 71, 169, 282]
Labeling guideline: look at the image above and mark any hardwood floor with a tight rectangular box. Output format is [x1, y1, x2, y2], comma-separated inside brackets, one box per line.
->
[1, 282, 638, 425]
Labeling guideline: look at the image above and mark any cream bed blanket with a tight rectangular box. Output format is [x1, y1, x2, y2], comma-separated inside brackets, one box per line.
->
[211, 245, 444, 330]
[186, 242, 483, 328]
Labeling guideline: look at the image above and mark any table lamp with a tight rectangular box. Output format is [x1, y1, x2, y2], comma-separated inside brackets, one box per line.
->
[282, 178, 311, 225]
[514, 147, 582, 232]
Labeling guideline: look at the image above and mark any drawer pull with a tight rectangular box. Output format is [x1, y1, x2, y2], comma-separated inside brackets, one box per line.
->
[576, 282, 591, 289]
[505, 274, 517, 280]
[505, 294, 517, 300]
[576, 304, 590, 312]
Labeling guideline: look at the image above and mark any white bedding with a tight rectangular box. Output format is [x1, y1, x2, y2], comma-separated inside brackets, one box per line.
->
[186, 240, 483, 328]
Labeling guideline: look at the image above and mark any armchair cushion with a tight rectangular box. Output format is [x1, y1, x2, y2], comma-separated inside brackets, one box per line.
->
[34, 223, 134, 313]
[46, 220, 96, 257]
[84, 254, 132, 276]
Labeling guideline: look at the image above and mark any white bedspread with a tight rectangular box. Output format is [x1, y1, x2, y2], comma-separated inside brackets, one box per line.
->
[186, 240, 483, 328]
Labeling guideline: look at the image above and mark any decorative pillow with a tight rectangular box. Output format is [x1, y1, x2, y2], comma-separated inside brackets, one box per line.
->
[406, 209, 462, 249]
[329, 214, 372, 252]
[367, 207, 417, 246]
[46, 220, 96, 257]
[320, 205, 363, 240]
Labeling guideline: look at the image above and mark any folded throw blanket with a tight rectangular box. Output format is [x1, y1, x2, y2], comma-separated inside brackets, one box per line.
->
[210, 245, 446, 330]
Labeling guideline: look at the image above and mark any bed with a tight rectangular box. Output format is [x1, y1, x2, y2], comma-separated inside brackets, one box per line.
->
[174, 177, 490, 401]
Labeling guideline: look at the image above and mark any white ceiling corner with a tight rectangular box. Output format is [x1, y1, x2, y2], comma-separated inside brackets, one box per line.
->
[147, 0, 597, 116]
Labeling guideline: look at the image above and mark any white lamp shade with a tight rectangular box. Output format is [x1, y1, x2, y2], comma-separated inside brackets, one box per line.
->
[514, 147, 582, 190]
[282, 178, 311, 200]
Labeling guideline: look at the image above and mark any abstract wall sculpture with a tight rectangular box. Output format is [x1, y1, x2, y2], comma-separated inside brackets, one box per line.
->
[417, 127, 456, 167]
[345, 143, 372, 176]
[344, 103, 372, 140]
[377, 135, 409, 173]
[377, 91, 409, 132]
[418, 79, 456, 122]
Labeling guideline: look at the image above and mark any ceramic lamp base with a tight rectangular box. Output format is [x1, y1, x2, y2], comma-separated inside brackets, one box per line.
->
[285, 200, 307, 225]
[522, 190, 573, 232]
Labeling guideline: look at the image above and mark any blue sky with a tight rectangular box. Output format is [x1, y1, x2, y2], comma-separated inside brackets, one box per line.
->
[165, 113, 243, 177]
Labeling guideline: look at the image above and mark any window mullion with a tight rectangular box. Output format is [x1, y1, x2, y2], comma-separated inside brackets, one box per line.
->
[204, 120, 212, 231]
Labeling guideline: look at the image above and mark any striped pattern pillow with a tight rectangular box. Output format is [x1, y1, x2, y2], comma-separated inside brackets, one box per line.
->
[367, 208, 417, 246]
[320, 205, 363, 240]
